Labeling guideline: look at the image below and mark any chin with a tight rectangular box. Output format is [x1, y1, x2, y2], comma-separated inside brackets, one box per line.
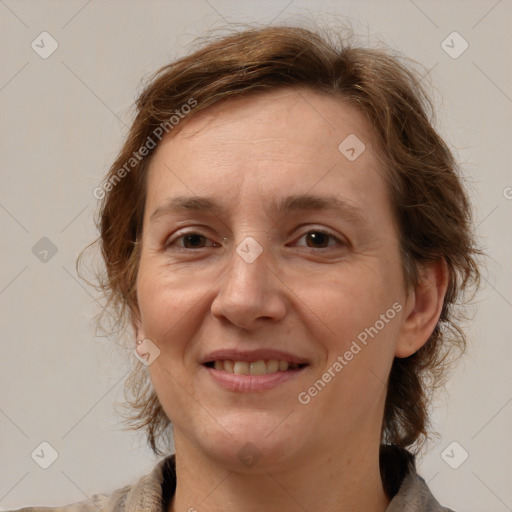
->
[187, 412, 308, 472]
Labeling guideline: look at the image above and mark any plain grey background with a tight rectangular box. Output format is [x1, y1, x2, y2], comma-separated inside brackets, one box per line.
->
[1, 1, 511, 510]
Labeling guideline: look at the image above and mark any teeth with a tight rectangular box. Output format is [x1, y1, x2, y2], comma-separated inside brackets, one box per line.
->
[250, 360, 266, 376]
[278, 360, 289, 372]
[211, 359, 301, 375]
[266, 359, 279, 373]
[233, 361, 250, 375]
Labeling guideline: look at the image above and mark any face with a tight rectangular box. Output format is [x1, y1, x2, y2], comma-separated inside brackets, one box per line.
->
[135, 88, 411, 470]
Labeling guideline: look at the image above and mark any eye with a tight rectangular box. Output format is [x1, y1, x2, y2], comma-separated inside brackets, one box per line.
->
[166, 232, 219, 250]
[293, 230, 344, 249]
[165, 229, 345, 251]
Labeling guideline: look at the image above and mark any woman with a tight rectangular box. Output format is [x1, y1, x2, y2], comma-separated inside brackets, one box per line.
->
[12, 24, 480, 512]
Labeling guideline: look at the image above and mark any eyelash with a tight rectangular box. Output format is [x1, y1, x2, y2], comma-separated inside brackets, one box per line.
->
[165, 229, 345, 251]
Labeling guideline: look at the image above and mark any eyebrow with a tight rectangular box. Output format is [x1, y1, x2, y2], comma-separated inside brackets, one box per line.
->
[149, 193, 370, 227]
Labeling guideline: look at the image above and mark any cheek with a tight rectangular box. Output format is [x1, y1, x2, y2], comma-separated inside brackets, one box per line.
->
[135, 262, 202, 420]
[319, 265, 401, 334]
[136, 257, 217, 362]
[309, 280, 401, 431]
[313, 262, 404, 388]
[136, 260, 187, 345]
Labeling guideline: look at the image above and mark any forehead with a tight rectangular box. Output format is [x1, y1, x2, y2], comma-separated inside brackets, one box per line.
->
[145, 87, 391, 226]
[172, 87, 373, 156]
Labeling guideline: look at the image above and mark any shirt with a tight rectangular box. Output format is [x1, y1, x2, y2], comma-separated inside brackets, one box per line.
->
[7, 445, 455, 512]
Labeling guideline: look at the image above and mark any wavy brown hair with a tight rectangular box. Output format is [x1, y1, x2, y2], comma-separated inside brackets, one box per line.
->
[81, 24, 481, 457]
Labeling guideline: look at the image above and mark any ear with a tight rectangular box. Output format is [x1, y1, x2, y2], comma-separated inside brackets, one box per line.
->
[395, 258, 449, 358]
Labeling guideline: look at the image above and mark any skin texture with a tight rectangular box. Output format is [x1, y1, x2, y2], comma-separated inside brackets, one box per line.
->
[134, 88, 448, 512]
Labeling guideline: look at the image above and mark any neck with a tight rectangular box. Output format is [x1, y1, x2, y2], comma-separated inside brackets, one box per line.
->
[168, 433, 390, 512]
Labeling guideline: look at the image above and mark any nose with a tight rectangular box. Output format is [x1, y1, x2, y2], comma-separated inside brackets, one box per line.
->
[210, 235, 287, 330]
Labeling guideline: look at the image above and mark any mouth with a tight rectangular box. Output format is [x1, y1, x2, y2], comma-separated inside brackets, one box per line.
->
[203, 359, 307, 375]
[200, 349, 309, 392]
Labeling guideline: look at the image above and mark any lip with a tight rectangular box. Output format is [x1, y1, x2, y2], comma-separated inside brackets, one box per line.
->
[199, 348, 309, 392]
[201, 364, 307, 392]
[200, 348, 309, 365]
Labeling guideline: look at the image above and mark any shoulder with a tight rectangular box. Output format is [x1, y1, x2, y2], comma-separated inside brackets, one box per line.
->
[381, 445, 457, 512]
[4, 486, 129, 512]
[4, 455, 176, 512]
[387, 471, 457, 512]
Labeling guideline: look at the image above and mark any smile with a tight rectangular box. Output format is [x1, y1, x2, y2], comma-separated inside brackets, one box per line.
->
[204, 359, 305, 375]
